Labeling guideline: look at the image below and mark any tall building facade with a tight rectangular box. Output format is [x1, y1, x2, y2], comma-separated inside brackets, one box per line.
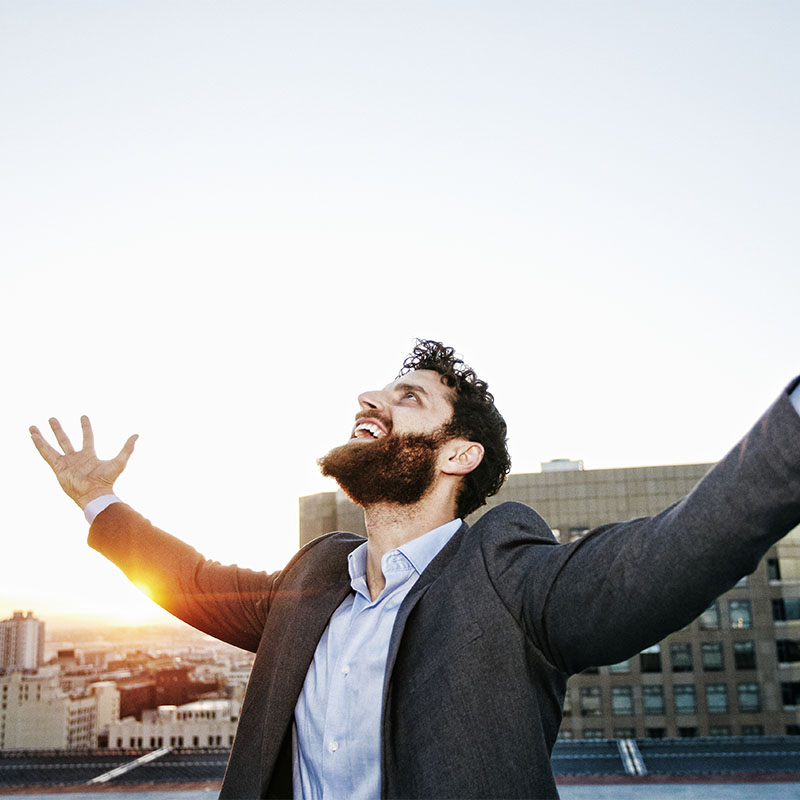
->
[299, 461, 800, 738]
[0, 611, 45, 672]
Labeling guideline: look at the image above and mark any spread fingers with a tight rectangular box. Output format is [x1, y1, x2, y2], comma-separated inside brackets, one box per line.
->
[29, 426, 63, 468]
[48, 417, 75, 454]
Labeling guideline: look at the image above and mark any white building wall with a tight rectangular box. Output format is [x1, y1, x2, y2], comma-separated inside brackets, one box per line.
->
[108, 699, 239, 749]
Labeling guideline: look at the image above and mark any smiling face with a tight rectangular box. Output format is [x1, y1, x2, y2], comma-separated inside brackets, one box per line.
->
[350, 369, 456, 443]
[317, 370, 458, 509]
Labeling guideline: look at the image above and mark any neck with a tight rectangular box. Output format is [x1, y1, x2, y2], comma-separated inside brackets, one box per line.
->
[361, 489, 458, 601]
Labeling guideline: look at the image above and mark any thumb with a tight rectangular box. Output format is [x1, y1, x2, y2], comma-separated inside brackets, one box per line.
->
[112, 434, 139, 470]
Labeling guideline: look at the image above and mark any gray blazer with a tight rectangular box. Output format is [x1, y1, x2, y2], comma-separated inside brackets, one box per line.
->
[89, 380, 800, 799]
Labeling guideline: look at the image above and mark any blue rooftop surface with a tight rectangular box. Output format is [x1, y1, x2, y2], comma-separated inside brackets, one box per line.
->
[1, 738, 799, 795]
[4, 784, 800, 800]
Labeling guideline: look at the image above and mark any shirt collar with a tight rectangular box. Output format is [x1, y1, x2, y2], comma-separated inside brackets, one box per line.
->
[347, 517, 462, 582]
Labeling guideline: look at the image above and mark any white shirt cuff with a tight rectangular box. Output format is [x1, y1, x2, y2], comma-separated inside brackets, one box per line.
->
[84, 494, 121, 524]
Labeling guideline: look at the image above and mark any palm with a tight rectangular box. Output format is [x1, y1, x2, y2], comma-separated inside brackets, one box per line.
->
[30, 416, 137, 508]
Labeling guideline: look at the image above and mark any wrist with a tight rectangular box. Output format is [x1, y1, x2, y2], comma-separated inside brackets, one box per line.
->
[75, 486, 116, 510]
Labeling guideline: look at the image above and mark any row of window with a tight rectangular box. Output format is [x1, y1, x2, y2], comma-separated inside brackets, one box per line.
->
[695, 597, 800, 629]
[593, 637, 800, 675]
[558, 724, 800, 740]
[116, 734, 234, 748]
[570, 683, 762, 717]
[602, 640, 759, 675]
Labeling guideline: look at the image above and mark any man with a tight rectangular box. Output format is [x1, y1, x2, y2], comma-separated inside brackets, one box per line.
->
[31, 340, 800, 799]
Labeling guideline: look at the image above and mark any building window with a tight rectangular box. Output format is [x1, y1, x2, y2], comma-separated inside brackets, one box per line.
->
[767, 558, 781, 581]
[706, 684, 728, 714]
[608, 660, 630, 674]
[557, 729, 573, 740]
[738, 683, 761, 713]
[733, 640, 757, 670]
[729, 600, 752, 629]
[777, 640, 800, 664]
[582, 728, 604, 739]
[708, 725, 732, 736]
[701, 642, 724, 671]
[642, 686, 664, 715]
[674, 684, 697, 715]
[678, 726, 697, 738]
[645, 727, 665, 738]
[569, 527, 590, 542]
[773, 598, 800, 621]
[614, 727, 636, 738]
[781, 681, 800, 708]
[640, 645, 662, 673]
[579, 687, 602, 716]
[699, 601, 720, 630]
[193, 735, 199, 746]
[742, 724, 764, 736]
[670, 643, 693, 672]
[787, 725, 800, 736]
[611, 687, 633, 716]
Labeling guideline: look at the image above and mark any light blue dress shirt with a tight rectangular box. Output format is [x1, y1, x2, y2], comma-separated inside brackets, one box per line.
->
[292, 517, 462, 800]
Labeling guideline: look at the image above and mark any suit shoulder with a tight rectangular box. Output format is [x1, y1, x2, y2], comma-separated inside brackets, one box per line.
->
[280, 530, 364, 573]
[471, 501, 557, 545]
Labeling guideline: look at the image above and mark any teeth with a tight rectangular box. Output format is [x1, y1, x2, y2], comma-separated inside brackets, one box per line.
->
[355, 422, 384, 439]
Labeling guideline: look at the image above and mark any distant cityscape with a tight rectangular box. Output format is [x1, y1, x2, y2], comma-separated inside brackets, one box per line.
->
[0, 610, 253, 751]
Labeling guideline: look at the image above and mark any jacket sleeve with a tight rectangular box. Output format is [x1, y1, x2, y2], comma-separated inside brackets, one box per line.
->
[88, 502, 277, 652]
[487, 377, 800, 675]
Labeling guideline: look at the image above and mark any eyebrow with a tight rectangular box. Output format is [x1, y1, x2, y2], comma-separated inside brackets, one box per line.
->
[393, 382, 430, 398]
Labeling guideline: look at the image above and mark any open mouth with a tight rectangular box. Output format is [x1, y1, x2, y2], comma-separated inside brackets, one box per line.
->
[352, 421, 388, 440]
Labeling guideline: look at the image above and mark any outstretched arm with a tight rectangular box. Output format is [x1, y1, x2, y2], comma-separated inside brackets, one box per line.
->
[30, 417, 273, 651]
[29, 416, 137, 508]
[485, 377, 800, 675]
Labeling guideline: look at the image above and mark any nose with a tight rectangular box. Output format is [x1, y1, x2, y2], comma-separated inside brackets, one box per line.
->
[358, 390, 386, 412]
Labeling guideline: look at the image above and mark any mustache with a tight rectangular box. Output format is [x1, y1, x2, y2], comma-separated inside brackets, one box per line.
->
[354, 409, 393, 435]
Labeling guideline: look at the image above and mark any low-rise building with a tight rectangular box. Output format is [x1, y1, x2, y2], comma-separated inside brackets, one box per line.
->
[107, 698, 239, 749]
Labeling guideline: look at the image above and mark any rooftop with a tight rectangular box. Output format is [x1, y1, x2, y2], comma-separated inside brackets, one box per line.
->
[1, 737, 798, 795]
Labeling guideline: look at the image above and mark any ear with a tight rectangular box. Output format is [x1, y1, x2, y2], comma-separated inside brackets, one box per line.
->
[439, 439, 485, 476]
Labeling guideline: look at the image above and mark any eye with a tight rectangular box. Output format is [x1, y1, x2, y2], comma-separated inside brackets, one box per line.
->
[403, 391, 418, 401]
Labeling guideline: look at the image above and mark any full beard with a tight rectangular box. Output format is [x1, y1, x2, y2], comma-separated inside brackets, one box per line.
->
[317, 429, 447, 508]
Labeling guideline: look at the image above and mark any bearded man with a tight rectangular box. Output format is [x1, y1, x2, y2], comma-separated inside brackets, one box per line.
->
[31, 340, 800, 799]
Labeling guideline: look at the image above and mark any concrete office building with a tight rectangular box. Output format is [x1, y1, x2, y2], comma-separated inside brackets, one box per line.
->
[299, 460, 800, 739]
[0, 611, 45, 672]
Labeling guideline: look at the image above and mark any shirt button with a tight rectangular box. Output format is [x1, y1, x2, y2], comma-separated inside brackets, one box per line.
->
[329, 740, 338, 752]
[341, 665, 350, 675]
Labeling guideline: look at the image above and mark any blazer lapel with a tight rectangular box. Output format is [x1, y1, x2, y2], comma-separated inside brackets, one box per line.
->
[255, 537, 359, 790]
[382, 521, 469, 691]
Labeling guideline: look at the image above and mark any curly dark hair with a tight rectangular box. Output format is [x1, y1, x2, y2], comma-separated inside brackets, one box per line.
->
[399, 339, 511, 517]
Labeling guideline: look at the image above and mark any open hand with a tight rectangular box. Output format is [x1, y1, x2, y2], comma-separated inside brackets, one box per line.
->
[29, 416, 138, 509]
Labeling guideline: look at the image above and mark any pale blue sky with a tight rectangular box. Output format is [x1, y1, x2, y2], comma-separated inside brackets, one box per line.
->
[1, 1, 798, 624]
